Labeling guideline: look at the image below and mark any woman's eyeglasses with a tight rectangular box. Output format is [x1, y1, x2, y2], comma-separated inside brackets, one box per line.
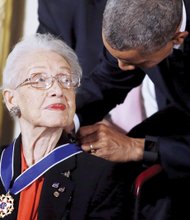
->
[15, 72, 80, 90]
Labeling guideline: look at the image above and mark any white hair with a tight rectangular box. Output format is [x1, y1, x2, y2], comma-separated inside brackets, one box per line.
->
[2, 33, 82, 89]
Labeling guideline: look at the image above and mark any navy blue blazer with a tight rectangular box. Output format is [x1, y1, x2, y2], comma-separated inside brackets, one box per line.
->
[0, 136, 126, 220]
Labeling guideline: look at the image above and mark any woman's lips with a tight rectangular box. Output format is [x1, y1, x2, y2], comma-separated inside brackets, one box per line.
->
[45, 103, 66, 111]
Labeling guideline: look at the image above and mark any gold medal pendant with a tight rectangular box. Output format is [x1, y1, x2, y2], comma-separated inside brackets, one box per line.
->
[0, 193, 14, 218]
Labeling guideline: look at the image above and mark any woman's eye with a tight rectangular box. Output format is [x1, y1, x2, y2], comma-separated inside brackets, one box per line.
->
[64, 78, 70, 83]
[60, 76, 70, 83]
[33, 76, 47, 83]
[38, 77, 46, 82]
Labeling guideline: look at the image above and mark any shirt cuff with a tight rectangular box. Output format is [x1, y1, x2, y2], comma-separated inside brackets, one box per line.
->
[74, 114, 80, 132]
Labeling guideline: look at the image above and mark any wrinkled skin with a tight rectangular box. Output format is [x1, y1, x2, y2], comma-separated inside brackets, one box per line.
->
[78, 121, 145, 162]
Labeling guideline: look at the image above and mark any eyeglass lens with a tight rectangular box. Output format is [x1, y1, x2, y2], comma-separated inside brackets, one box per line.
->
[30, 72, 80, 89]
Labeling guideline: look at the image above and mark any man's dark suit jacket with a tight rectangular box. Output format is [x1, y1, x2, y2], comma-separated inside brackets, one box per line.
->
[0, 136, 126, 220]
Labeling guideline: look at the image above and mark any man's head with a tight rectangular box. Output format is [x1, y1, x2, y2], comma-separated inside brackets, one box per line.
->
[102, 0, 188, 70]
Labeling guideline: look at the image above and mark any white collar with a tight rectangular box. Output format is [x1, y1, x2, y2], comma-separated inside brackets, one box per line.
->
[173, 1, 187, 49]
[179, 0, 187, 32]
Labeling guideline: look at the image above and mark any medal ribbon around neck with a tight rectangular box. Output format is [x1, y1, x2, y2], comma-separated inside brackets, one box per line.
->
[0, 140, 83, 195]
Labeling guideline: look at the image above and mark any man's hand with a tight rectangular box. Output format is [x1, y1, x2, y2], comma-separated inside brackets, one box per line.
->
[77, 121, 145, 162]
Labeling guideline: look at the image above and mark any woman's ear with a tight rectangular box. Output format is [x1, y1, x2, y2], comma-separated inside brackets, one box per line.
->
[172, 31, 189, 46]
[3, 89, 17, 111]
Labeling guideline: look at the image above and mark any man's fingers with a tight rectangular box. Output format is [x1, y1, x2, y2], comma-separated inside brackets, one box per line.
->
[78, 124, 99, 136]
[81, 142, 101, 152]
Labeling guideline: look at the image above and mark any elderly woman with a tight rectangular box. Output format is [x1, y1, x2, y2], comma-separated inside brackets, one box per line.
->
[0, 34, 126, 220]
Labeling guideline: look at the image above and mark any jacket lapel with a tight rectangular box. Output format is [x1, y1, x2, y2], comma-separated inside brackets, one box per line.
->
[0, 137, 21, 220]
[38, 155, 77, 220]
[184, 0, 190, 32]
[142, 61, 175, 106]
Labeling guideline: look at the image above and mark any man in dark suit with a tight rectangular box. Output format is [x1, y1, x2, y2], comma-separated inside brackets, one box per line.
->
[77, 0, 190, 218]
[78, 0, 190, 174]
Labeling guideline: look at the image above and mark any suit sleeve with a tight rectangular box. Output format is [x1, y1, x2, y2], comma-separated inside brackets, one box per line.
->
[128, 104, 190, 179]
[158, 135, 190, 179]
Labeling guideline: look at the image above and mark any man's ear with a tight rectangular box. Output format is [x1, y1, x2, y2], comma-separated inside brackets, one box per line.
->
[172, 31, 189, 46]
[3, 89, 17, 111]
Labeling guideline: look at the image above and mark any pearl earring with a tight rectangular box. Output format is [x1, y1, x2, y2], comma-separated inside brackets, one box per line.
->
[9, 106, 21, 117]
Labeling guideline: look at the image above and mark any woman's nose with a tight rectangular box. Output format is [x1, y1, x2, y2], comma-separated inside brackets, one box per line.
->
[49, 79, 64, 97]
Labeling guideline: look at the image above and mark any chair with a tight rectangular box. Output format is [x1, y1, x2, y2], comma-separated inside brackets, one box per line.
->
[132, 164, 163, 220]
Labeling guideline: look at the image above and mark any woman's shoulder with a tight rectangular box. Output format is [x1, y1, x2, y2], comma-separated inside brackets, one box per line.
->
[75, 151, 126, 180]
[77, 151, 116, 168]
